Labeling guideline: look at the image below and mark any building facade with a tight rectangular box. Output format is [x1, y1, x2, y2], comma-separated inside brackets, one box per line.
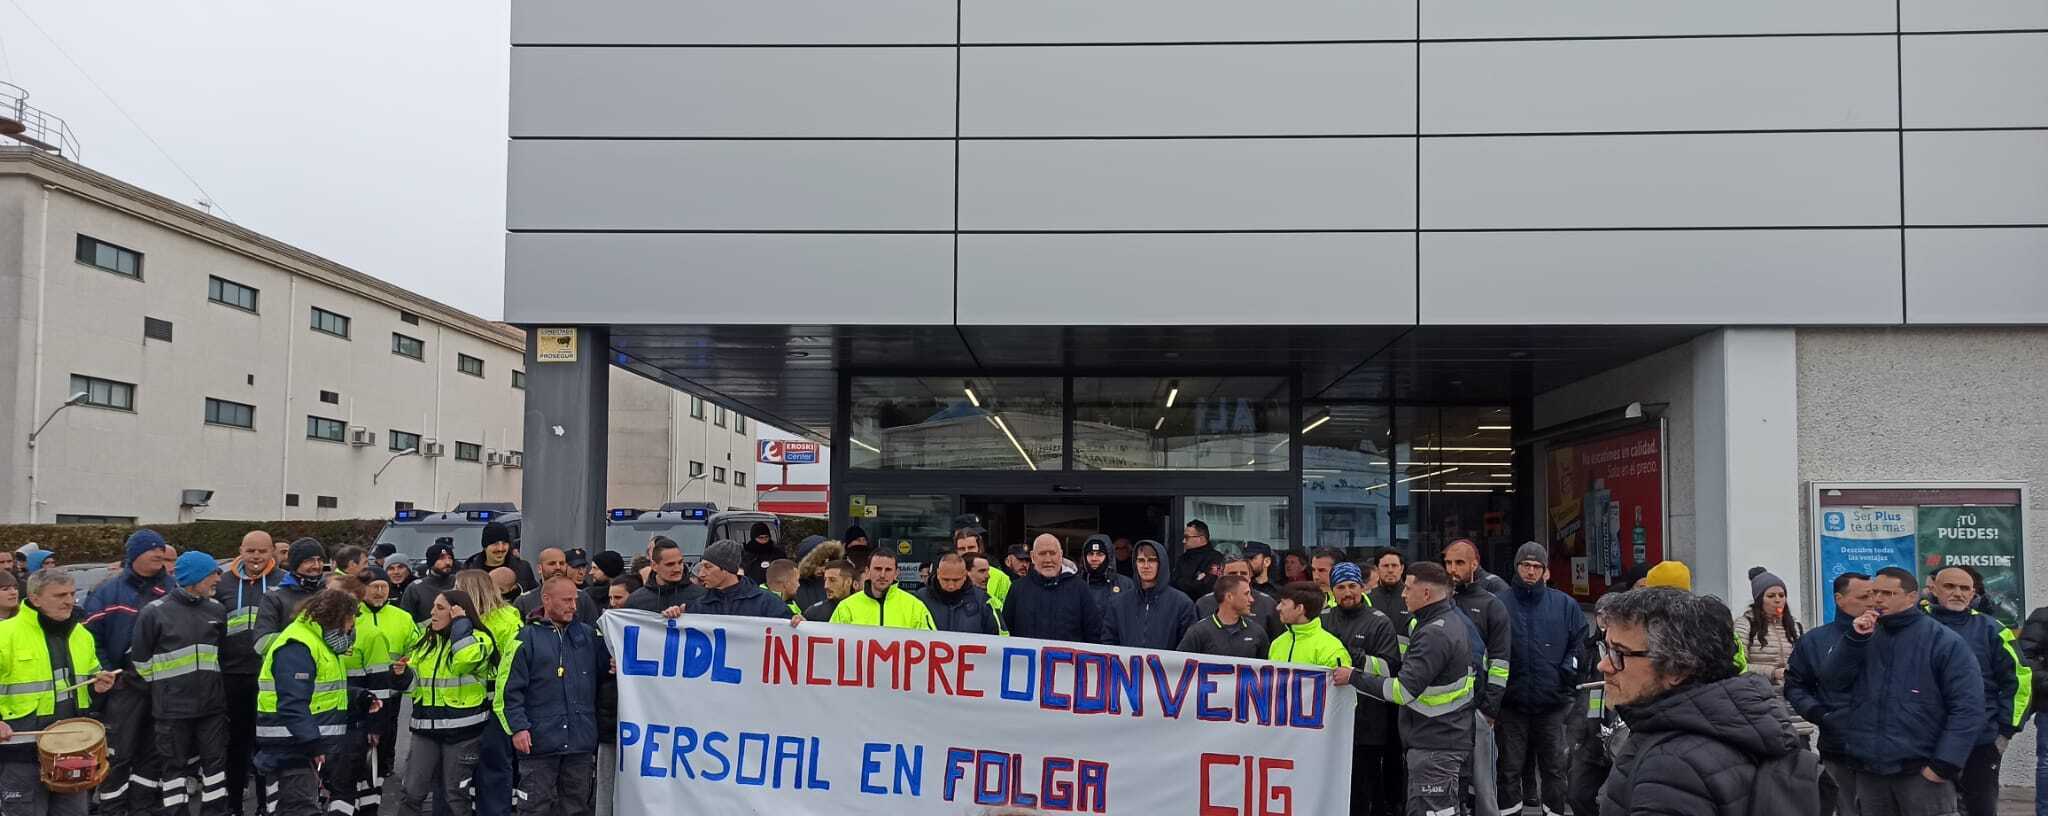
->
[0, 148, 756, 524]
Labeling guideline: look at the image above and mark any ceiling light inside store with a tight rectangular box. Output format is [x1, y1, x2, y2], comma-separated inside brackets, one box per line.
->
[989, 415, 1037, 471]
[1415, 488, 1516, 494]
[1398, 461, 1511, 467]
[1363, 467, 1460, 491]
[963, 384, 981, 407]
[1301, 411, 1332, 434]
[1477, 425, 1512, 431]
[1153, 416, 1165, 431]
[1412, 446, 1511, 452]
[1164, 381, 1180, 408]
[851, 439, 881, 454]
[1446, 482, 1514, 487]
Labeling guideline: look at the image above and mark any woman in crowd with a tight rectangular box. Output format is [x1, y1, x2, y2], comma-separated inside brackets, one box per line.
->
[0, 570, 17, 619]
[453, 568, 522, 815]
[1735, 567, 1806, 709]
[393, 589, 494, 816]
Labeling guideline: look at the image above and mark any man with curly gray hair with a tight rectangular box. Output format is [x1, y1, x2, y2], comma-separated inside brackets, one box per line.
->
[1594, 587, 1819, 815]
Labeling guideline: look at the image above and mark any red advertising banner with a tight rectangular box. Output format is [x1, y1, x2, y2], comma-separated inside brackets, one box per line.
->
[1546, 426, 1665, 600]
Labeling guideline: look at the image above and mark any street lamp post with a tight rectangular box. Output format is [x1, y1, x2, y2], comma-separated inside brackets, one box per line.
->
[25, 391, 88, 524]
[374, 448, 421, 485]
[673, 473, 706, 500]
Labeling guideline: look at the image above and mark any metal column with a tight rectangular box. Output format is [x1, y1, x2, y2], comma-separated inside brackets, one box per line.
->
[520, 327, 609, 552]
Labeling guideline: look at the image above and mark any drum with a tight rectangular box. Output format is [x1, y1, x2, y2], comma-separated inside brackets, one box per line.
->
[36, 718, 107, 794]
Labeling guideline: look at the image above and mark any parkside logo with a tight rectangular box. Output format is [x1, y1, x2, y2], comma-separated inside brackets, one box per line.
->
[1823, 511, 1846, 532]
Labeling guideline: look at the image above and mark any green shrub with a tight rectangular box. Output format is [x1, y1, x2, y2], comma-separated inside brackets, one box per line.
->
[0, 520, 387, 563]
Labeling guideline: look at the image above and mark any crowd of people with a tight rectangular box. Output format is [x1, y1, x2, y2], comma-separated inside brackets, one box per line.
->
[0, 514, 2043, 816]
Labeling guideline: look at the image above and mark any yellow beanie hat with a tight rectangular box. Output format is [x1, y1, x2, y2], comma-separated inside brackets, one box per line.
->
[1642, 560, 1693, 591]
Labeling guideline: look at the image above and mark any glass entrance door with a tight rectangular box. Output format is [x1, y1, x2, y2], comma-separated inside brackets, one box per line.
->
[964, 496, 1172, 557]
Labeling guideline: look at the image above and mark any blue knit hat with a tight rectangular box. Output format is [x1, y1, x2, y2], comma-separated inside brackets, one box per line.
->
[174, 551, 219, 588]
[1331, 561, 1365, 587]
[124, 529, 170, 569]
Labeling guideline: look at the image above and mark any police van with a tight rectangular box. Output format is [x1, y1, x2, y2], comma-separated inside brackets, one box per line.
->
[604, 503, 781, 568]
[373, 502, 522, 563]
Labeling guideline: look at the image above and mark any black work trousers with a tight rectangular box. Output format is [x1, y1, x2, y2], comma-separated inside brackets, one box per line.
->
[1956, 742, 2002, 816]
[224, 673, 264, 815]
[1495, 706, 1568, 813]
[100, 676, 160, 816]
[155, 713, 231, 816]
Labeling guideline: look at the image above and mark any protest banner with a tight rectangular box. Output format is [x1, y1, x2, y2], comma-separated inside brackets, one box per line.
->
[602, 609, 1355, 814]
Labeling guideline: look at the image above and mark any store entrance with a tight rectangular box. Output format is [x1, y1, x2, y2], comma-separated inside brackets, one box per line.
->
[963, 495, 1174, 557]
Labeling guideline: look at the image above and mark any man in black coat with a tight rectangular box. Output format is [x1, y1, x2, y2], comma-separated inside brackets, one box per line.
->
[1170, 520, 1224, 604]
[464, 521, 537, 592]
[917, 554, 1000, 636]
[1003, 535, 1102, 644]
[626, 538, 704, 614]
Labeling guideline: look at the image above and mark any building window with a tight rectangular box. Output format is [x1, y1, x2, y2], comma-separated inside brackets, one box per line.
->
[76, 235, 142, 279]
[143, 317, 174, 343]
[511, 370, 526, 390]
[205, 398, 256, 429]
[457, 354, 484, 377]
[319, 390, 340, 404]
[310, 307, 351, 338]
[390, 430, 422, 452]
[734, 471, 747, 487]
[455, 441, 482, 462]
[317, 495, 339, 509]
[392, 333, 425, 360]
[714, 406, 727, 427]
[208, 276, 259, 312]
[735, 415, 748, 434]
[400, 311, 420, 325]
[71, 374, 135, 411]
[713, 466, 726, 483]
[284, 494, 299, 507]
[690, 396, 704, 419]
[54, 513, 137, 525]
[306, 415, 347, 442]
[689, 460, 705, 477]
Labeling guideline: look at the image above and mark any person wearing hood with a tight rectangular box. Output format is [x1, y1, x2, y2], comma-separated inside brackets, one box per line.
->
[400, 540, 460, 622]
[1921, 566, 2027, 816]
[255, 538, 327, 657]
[1595, 587, 1819, 814]
[1495, 542, 1584, 816]
[0, 568, 118, 816]
[464, 522, 537, 593]
[843, 524, 871, 557]
[669, 541, 799, 621]
[794, 538, 844, 612]
[1003, 535, 1102, 644]
[23, 549, 55, 576]
[1823, 567, 1983, 816]
[131, 551, 232, 816]
[1195, 556, 1285, 640]
[1080, 535, 1135, 616]
[1101, 540, 1196, 650]
[1318, 562, 1404, 816]
[917, 553, 1000, 636]
[831, 549, 935, 630]
[740, 523, 784, 586]
[84, 529, 173, 816]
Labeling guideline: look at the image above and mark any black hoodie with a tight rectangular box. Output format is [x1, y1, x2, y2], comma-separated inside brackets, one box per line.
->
[1599, 673, 1816, 815]
[1080, 534, 1135, 611]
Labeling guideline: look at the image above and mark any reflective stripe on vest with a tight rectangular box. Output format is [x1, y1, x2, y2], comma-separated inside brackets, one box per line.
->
[255, 617, 350, 746]
[0, 613, 99, 734]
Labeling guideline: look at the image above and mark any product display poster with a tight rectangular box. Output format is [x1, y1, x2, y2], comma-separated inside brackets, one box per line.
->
[1816, 506, 1917, 623]
[1545, 426, 1664, 600]
[1917, 505, 2026, 628]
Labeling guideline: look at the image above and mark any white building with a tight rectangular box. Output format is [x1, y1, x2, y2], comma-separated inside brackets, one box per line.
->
[0, 147, 755, 524]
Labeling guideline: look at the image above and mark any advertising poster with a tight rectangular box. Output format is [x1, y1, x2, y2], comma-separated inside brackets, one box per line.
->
[603, 610, 1354, 814]
[1546, 426, 1664, 600]
[1816, 506, 1917, 623]
[1917, 505, 2026, 628]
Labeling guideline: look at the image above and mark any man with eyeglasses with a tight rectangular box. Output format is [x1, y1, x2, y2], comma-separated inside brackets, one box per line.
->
[1592, 587, 1818, 813]
[1101, 541, 1195, 651]
[1786, 571, 1875, 816]
[1823, 566, 1983, 816]
[1170, 521, 1225, 604]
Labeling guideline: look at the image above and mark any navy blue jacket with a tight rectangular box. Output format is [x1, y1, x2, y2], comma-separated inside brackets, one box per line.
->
[1004, 570, 1103, 644]
[1784, 616, 1858, 758]
[1502, 577, 1586, 714]
[1101, 582, 1196, 651]
[688, 578, 791, 619]
[253, 641, 365, 770]
[1926, 603, 2025, 744]
[1821, 607, 1984, 777]
[499, 618, 606, 757]
[917, 585, 1001, 636]
[84, 567, 170, 671]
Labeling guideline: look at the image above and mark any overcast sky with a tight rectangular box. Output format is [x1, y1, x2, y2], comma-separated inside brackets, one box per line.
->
[2, 0, 512, 317]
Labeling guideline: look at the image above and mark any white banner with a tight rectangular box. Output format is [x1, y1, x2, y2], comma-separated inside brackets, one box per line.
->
[602, 609, 1354, 815]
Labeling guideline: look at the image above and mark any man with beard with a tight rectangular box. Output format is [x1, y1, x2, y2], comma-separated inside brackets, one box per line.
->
[1445, 538, 1513, 816]
[587, 550, 625, 612]
[0, 569, 119, 816]
[1371, 548, 1411, 632]
[1243, 541, 1280, 598]
[806, 559, 858, 623]
[83, 530, 174, 816]
[216, 530, 283, 815]
[131, 551, 232, 816]
[464, 522, 537, 593]
[1497, 543, 1585, 816]
[516, 548, 601, 625]
[1322, 562, 1404, 816]
[917, 554, 1000, 636]
[399, 540, 459, 622]
[1102, 540, 1196, 651]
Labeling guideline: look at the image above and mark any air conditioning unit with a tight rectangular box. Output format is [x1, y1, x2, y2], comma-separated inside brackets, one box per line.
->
[504, 451, 524, 469]
[421, 439, 445, 458]
[348, 426, 376, 447]
[485, 449, 502, 467]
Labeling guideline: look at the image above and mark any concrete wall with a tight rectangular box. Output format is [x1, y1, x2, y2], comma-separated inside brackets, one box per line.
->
[1796, 326, 2048, 785]
[1534, 340, 1698, 564]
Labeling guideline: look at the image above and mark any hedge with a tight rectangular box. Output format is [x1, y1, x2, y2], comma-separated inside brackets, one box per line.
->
[0, 520, 386, 563]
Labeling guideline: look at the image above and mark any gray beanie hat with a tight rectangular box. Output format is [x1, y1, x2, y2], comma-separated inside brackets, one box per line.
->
[702, 539, 744, 576]
[1749, 568, 1787, 604]
[1514, 541, 1548, 566]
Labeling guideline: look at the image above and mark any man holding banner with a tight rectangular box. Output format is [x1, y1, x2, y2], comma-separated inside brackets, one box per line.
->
[830, 549, 934, 630]
[1347, 563, 1477, 816]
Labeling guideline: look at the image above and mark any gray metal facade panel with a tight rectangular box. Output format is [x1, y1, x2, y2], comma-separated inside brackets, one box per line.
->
[511, 0, 956, 44]
[1902, 34, 2048, 128]
[1904, 131, 2048, 225]
[960, 44, 1416, 137]
[1905, 229, 2048, 324]
[1901, 0, 2048, 32]
[956, 233, 1417, 325]
[1421, 0, 1893, 39]
[1422, 36, 1898, 133]
[958, 138, 1415, 230]
[506, 139, 955, 231]
[1419, 230, 1905, 325]
[1420, 132, 1901, 229]
[510, 47, 957, 138]
[959, 0, 1415, 43]
[504, 234, 955, 325]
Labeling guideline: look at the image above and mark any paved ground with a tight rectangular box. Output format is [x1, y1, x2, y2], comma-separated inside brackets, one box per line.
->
[2002, 787, 2035, 816]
